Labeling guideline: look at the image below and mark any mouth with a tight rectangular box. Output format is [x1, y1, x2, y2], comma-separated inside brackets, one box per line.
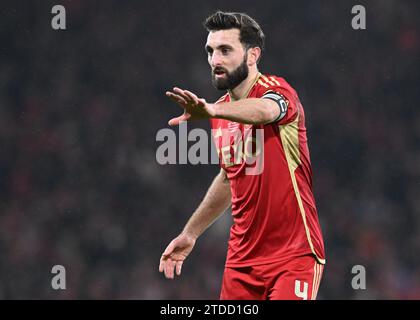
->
[213, 69, 227, 78]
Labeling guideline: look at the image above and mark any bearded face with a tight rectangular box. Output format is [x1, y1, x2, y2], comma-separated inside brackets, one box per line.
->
[211, 53, 249, 91]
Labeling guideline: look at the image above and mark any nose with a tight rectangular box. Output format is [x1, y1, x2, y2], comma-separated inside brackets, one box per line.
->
[210, 51, 223, 68]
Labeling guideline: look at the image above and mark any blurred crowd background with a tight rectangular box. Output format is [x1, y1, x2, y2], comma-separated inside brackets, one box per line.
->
[0, 0, 419, 299]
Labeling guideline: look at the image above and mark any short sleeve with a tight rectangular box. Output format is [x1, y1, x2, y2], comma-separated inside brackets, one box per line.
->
[259, 77, 299, 125]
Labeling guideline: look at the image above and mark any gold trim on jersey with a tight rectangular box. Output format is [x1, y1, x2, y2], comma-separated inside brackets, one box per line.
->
[311, 261, 317, 300]
[258, 75, 271, 87]
[257, 80, 269, 88]
[269, 76, 281, 86]
[258, 74, 282, 88]
[311, 262, 317, 300]
[279, 115, 326, 265]
[215, 93, 229, 104]
[315, 264, 324, 299]
[311, 262, 323, 300]
[261, 75, 276, 86]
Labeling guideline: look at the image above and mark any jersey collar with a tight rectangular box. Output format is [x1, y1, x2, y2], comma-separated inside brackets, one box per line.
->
[228, 72, 262, 102]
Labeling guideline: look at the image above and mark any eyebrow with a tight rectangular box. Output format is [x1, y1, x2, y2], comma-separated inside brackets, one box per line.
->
[205, 44, 234, 52]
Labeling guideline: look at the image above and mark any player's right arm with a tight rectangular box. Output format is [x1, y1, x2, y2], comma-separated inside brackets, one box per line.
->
[159, 168, 231, 279]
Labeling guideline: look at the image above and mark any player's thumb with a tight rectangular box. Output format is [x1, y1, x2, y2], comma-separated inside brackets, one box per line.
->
[198, 98, 207, 105]
[168, 118, 180, 126]
[168, 114, 191, 126]
[162, 240, 178, 258]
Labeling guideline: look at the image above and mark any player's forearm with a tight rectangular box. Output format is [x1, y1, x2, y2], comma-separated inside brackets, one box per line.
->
[182, 170, 231, 240]
[211, 98, 278, 125]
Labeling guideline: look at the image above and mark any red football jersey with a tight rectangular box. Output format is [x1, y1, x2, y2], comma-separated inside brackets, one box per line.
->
[210, 73, 325, 267]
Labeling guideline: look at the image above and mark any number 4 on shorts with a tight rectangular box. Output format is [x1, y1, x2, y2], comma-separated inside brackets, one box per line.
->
[294, 280, 308, 300]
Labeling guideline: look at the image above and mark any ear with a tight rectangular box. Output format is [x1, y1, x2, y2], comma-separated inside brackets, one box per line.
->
[247, 47, 261, 66]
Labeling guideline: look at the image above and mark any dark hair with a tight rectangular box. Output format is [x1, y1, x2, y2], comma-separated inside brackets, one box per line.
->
[203, 11, 265, 52]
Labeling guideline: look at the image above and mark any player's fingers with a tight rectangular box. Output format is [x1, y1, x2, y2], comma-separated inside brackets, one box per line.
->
[159, 259, 163, 272]
[167, 92, 188, 108]
[162, 241, 175, 257]
[183, 91, 200, 107]
[175, 261, 183, 276]
[164, 259, 175, 279]
[183, 90, 199, 105]
[163, 259, 170, 278]
[159, 255, 167, 273]
[172, 87, 186, 97]
[173, 87, 187, 96]
[166, 91, 188, 106]
[173, 88, 193, 104]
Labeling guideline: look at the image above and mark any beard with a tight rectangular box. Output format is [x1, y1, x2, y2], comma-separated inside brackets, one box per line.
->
[211, 54, 249, 91]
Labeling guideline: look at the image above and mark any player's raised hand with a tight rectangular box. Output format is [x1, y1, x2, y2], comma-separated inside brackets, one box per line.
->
[159, 233, 196, 279]
[166, 87, 216, 126]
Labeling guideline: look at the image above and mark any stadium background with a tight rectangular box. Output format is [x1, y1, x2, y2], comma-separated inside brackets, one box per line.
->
[0, 0, 419, 299]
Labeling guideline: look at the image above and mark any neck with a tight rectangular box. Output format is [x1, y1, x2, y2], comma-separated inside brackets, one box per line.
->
[228, 68, 260, 101]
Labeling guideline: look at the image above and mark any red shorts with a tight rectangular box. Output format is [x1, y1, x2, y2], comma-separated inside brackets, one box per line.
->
[220, 255, 324, 300]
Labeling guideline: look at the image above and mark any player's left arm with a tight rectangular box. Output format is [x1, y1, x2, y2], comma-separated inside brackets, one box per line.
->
[166, 87, 281, 126]
[212, 98, 280, 125]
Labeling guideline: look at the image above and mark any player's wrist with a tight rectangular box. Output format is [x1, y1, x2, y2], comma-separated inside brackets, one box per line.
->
[207, 103, 217, 118]
[181, 229, 200, 241]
